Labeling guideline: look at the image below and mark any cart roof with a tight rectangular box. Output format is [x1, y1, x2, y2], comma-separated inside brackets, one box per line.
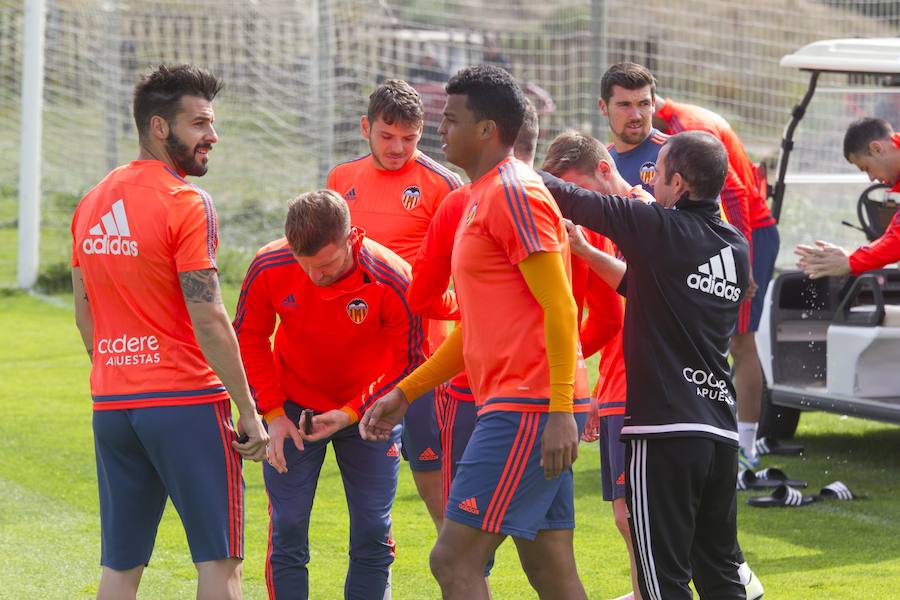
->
[780, 38, 900, 74]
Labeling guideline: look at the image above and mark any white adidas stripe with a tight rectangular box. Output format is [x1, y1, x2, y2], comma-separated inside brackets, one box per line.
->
[696, 246, 737, 283]
[630, 440, 663, 600]
[89, 199, 131, 237]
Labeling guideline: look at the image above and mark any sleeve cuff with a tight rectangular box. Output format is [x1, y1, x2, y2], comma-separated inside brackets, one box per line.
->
[263, 407, 286, 423]
[340, 405, 359, 425]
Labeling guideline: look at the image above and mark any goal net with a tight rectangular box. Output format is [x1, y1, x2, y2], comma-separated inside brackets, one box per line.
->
[1, 0, 898, 286]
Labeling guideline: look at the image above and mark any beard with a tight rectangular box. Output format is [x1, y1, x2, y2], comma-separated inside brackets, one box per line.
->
[165, 130, 210, 177]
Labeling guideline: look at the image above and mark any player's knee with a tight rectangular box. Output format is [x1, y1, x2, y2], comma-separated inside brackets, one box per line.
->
[348, 522, 394, 566]
[429, 541, 459, 585]
[271, 509, 310, 545]
[521, 554, 559, 593]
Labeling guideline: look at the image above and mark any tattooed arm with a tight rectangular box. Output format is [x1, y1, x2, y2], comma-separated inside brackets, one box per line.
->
[180, 268, 269, 460]
[71, 267, 94, 361]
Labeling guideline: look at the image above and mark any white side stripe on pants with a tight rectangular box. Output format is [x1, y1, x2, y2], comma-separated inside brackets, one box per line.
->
[630, 439, 663, 600]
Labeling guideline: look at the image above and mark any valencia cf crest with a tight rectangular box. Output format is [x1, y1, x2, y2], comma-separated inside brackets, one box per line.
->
[639, 162, 657, 185]
[346, 298, 369, 324]
[464, 201, 478, 226]
[401, 185, 421, 211]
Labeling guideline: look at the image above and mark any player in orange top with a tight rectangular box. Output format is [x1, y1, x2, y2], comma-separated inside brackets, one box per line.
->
[234, 190, 425, 599]
[541, 130, 650, 600]
[406, 101, 541, 520]
[361, 65, 590, 600]
[327, 79, 462, 526]
[654, 97, 777, 469]
[797, 117, 900, 277]
[70, 65, 267, 600]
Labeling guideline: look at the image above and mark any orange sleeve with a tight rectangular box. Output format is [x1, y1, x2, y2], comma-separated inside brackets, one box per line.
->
[406, 188, 468, 319]
[849, 211, 900, 274]
[580, 238, 625, 358]
[489, 167, 564, 265]
[168, 189, 218, 273]
[719, 167, 753, 254]
[233, 252, 287, 421]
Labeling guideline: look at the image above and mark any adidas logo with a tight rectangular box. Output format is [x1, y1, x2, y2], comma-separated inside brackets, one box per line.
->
[344, 187, 357, 201]
[686, 246, 741, 302]
[386, 443, 400, 457]
[82, 199, 139, 256]
[616, 472, 625, 485]
[418, 447, 438, 461]
[281, 293, 298, 308]
[458, 497, 480, 515]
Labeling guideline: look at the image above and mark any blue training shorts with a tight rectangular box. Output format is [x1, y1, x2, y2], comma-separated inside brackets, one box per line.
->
[748, 224, 780, 332]
[599, 413, 627, 501]
[401, 388, 442, 472]
[93, 400, 244, 569]
[445, 408, 588, 540]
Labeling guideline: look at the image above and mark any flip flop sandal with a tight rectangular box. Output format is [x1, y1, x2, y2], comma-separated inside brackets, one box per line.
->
[755, 436, 804, 456]
[814, 481, 857, 501]
[755, 467, 808, 488]
[737, 468, 808, 490]
[747, 484, 816, 507]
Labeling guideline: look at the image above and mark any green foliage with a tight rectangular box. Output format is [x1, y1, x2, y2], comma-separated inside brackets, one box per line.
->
[35, 261, 73, 294]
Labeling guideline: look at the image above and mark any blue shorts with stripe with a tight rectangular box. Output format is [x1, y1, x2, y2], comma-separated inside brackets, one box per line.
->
[93, 399, 243, 569]
[400, 388, 441, 472]
[445, 406, 588, 541]
[749, 224, 780, 332]
[599, 414, 627, 501]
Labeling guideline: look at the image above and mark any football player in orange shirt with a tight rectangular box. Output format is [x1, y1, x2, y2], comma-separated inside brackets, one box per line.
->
[234, 190, 426, 599]
[362, 66, 590, 600]
[71, 65, 267, 600]
[328, 80, 463, 527]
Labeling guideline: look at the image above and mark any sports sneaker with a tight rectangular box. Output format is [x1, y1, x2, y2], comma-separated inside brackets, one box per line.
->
[739, 447, 760, 470]
[745, 570, 764, 600]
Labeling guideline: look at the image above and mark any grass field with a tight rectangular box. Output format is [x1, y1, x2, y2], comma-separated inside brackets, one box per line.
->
[2, 289, 900, 599]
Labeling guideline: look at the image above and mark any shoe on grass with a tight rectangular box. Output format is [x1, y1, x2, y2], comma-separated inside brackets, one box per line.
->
[745, 570, 764, 600]
[739, 447, 760, 470]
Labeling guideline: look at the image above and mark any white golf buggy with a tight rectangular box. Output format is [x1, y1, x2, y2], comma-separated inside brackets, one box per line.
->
[756, 37, 900, 440]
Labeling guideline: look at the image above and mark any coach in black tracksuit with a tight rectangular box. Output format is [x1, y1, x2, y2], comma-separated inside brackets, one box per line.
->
[542, 131, 750, 600]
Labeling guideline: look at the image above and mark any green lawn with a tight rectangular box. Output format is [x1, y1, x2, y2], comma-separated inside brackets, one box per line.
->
[2, 290, 899, 599]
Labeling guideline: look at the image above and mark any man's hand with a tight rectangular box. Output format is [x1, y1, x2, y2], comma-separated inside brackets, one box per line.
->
[301, 409, 351, 442]
[581, 395, 600, 443]
[233, 411, 269, 462]
[265, 414, 304, 474]
[795, 241, 852, 279]
[563, 219, 592, 258]
[541, 412, 580, 479]
[359, 388, 409, 441]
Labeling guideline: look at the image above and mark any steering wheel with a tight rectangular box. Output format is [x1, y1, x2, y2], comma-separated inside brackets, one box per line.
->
[856, 183, 893, 241]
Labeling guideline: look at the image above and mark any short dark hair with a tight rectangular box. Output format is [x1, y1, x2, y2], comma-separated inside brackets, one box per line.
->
[133, 64, 222, 139]
[843, 117, 894, 159]
[663, 131, 728, 200]
[367, 79, 424, 126]
[600, 62, 656, 104]
[513, 99, 539, 163]
[284, 190, 351, 256]
[541, 130, 613, 177]
[445, 65, 527, 147]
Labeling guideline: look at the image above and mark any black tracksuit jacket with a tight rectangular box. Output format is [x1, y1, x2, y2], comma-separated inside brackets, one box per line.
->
[541, 171, 750, 446]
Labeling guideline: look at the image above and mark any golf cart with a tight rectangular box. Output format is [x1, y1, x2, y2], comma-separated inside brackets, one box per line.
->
[756, 38, 900, 439]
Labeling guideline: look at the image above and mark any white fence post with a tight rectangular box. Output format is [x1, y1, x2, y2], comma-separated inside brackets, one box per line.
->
[17, 0, 47, 289]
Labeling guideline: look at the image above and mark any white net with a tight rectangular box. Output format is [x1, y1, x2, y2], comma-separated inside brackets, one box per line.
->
[1, 0, 899, 286]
